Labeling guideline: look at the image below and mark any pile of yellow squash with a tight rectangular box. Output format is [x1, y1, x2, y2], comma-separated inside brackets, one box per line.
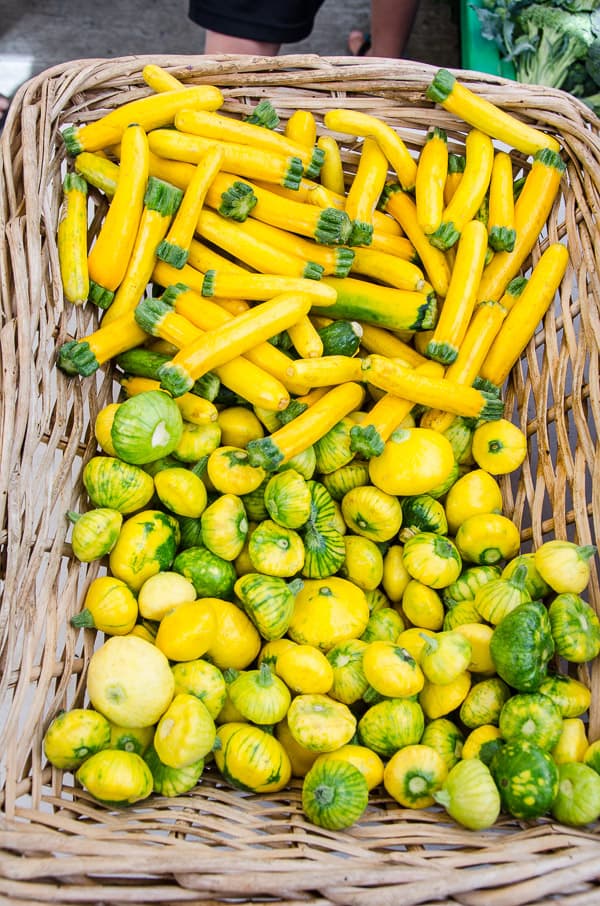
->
[46, 64, 600, 832]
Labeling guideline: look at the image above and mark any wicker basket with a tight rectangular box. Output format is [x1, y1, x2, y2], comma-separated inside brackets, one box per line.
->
[2, 54, 600, 905]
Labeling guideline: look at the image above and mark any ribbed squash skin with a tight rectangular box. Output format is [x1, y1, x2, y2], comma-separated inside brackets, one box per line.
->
[76, 749, 153, 805]
[43, 709, 111, 771]
[111, 390, 184, 465]
[489, 601, 555, 692]
[144, 744, 205, 797]
[264, 469, 312, 529]
[548, 593, 600, 663]
[234, 573, 297, 640]
[83, 456, 155, 513]
[214, 722, 292, 793]
[109, 510, 180, 592]
[313, 417, 356, 474]
[358, 699, 424, 757]
[490, 740, 559, 819]
[302, 759, 369, 829]
[442, 565, 501, 609]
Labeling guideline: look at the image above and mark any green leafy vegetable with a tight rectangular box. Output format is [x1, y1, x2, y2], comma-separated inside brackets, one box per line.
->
[472, 0, 600, 115]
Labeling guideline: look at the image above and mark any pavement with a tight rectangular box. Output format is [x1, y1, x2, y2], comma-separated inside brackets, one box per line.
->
[0, 0, 461, 99]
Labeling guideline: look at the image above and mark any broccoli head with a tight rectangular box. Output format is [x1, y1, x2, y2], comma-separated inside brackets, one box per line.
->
[514, 4, 595, 87]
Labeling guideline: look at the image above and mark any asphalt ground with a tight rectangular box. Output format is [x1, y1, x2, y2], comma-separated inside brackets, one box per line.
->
[0, 0, 461, 98]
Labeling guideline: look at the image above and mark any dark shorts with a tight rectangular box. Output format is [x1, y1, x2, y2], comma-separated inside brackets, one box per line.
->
[189, 0, 327, 44]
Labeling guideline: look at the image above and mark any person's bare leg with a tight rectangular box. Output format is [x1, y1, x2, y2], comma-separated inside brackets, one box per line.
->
[371, 0, 419, 56]
[204, 30, 280, 55]
[349, 0, 419, 57]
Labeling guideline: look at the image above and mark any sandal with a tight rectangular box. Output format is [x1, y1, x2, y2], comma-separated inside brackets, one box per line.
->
[348, 30, 371, 56]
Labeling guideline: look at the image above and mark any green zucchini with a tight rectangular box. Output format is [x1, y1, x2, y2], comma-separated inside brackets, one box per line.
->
[313, 276, 438, 332]
[116, 348, 220, 401]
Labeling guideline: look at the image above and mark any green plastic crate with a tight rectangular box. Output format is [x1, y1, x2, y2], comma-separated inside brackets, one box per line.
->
[460, 0, 516, 78]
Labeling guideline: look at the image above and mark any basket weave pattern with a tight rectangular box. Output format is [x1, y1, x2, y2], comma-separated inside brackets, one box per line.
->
[1, 54, 600, 904]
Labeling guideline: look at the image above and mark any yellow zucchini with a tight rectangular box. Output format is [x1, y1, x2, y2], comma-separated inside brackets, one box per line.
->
[207, 174, 353, 246]
[426, 68, 560, 154]
[187, 238, 247, 274]
[294, 386, 331, 408]
[74, 151, 119, 197]
[201, 268, 337, 306]
[134, 297, 290, 410]
[174, 109, 322, 178]
[378, 184, 451, 297]
[209, 215, 354, 278]
[287, 317, 324, 359]
[313, 276, 437, 333]
[317, 135, 346, 195]
[498, 276, 528, 313]
[285, 109, 317, 147]
[426, 219, 489, 363]
[147, 150, 196, 191]
[420, 299, 507, 433]
[477, 149, 566, 303]
[308, 181, 404, 240]
[153, 257, 208, 296]
[253, 177, 334, 207]
[285, 355, 364, 388]
[414, 329, 435, 357]
[262, 177, 403, 238]
[100, 177, 183, 323]
[359, 323, 428, 367]
[428, 129, 494, 250]
[443, 153, 465, 206]
[147, 129, 303, 190]
[153, 262, 251, 319]
[244, 99, 280, 129]
[416, 127, 448, 235]
[487, 151, 516, 253]
[142, 63, 184, 92]
[57, 173, 89, 305]
[345, 136, 390, 246]
[196, 209, 323, 280]
[349, 361, 444, 458]
[203, 172, 260, 222]
[154, 293, 314, 396]
[213, 297, 251, 316]
[246, 382, 366, 471]
[87, 124, 149, 300]
[154, 244, 248, 319]
[479, 242, 570, 388]
[160, 283, 311, 395]
[362, 354, 504, 421]
[323, 108, 417, 191]
[57, 312, 147, 376]
[62, 85, 224, 154]
[350, 247, 426, 292]
[156, 144, 224, 269]
[135, 297, 204, 348]
[369, 231, 417, 260]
